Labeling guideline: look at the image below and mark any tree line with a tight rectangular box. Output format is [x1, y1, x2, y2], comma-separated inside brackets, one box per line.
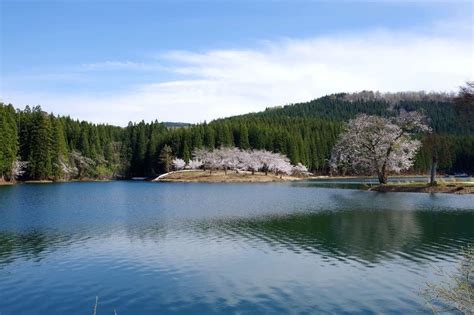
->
[1, 86, 472, 182]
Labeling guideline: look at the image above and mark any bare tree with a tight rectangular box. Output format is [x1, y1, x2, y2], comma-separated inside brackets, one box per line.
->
[343, 90, 455, 105]
[422, 246, 473, 314]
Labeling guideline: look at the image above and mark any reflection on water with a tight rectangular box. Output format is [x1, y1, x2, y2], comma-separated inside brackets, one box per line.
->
[0, 182, 473, 314]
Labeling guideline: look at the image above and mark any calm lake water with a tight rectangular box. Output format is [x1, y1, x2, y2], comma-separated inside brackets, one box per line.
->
[0, 181, 473, 314]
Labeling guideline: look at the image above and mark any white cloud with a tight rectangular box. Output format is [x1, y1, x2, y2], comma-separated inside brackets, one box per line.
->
[81, 60, 165, 72]
[3, 29, 473, 125]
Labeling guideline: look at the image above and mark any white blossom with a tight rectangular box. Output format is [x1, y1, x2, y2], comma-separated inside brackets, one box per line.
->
[191, 147, 301, 176]
[188, 159, 203, 169]
[271, 154, 293, 176]
[237, 150, 263, 174]
[292, 163, 310, 176]
[215, 147, 241, 173]
[330, 111, 429, 183]
[172, 158, 186, 170]
[193, 148, 220, 172]
[11, 160, 28, 179]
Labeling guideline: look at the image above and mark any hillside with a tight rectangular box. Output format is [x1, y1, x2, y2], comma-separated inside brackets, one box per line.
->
[1, 90, 473, 182]
[169, 91, 473, 174]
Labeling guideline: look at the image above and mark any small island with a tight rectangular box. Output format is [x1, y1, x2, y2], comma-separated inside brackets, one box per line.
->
[153, 170, 474, 194]
[154, 170, 302, 183]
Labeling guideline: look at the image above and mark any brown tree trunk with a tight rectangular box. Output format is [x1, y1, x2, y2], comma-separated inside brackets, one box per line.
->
[377, 170, 388, 184]
[430, 154, 438, 186]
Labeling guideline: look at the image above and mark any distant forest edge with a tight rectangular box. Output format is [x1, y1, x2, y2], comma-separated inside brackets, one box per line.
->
[1, 88, 473, 182]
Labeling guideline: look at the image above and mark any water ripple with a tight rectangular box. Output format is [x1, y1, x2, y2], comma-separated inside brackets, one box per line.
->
[0, 182, 473, 314]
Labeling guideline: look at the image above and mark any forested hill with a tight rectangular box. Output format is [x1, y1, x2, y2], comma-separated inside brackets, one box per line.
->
[1, 90, 473, 182]
[204, 91, 473, 173]
[226, 91, 471, 135]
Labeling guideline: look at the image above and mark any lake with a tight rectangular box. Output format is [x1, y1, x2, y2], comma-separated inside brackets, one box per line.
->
[0, 181, 473, 314]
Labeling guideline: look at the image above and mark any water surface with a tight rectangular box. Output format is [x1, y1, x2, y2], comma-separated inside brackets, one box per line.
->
[0, 181, 473, 314]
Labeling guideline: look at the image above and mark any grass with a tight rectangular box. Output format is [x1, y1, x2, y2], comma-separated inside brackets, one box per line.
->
[369, 180, 474, 194]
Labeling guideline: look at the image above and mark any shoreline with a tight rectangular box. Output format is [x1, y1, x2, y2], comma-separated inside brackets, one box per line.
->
[153, 171, 474, 194]
[153, 170, 304, 183]
[369, 184, 474, 194]
[0, 178, 113, 186]
[2, 174, 473, 194]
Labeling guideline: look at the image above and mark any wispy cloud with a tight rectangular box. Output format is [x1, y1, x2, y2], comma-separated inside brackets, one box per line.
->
[3, 28, 473, 125]
[81, 60, 165, 72]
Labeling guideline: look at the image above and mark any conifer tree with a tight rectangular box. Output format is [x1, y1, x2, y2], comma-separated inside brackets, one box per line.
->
[50, 117, 68, 179]
[238, 124, 250, 149]
[27, 107, 52, 180]
[159, 145, 173, 173]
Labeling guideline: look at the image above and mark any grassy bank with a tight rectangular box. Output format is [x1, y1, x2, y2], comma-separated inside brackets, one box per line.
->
[154, 170, 303, 183]
[370, 182, 474, 194]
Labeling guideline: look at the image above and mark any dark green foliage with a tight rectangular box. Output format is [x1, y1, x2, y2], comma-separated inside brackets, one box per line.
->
[2, 104, 127, 181]
[159, 145, 173, 173]
[26, 107, 52, 180]
[0, 104, 18, 180]
[50, 117, 68, 179]
[454, 81, 474, 129]
[0, 91, 472, 181]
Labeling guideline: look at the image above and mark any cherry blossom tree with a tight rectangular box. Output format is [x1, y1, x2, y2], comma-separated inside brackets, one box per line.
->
[216, 147, 241, 174]
[192, 147, 302, 177]
[11, 160, 28, 181]
[330, 111, 429, 184]
[292, 163, 310, 176]
[252, 150, 277, 175]
[270, 153, 293, 178]
[193, 148, 220, 174]
[172, 158, 186, 171]
[238, 150, 263, 174]
[188, 159, 203, 170]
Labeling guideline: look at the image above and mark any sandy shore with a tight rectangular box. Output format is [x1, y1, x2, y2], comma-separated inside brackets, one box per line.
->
[153, 170, 303, 183]
[0, 178, 112, 186]
[0, 180, 15, 186]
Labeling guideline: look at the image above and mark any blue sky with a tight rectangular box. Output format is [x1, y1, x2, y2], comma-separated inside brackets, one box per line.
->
[1, 1, 473, 125]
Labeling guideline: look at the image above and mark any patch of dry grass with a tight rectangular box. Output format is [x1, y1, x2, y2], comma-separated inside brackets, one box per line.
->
[371, 183, 474, 194]
[155, 170, 302, 183]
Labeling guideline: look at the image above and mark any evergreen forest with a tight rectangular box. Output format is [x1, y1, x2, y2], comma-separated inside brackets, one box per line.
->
[1, 90, 473, 181]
